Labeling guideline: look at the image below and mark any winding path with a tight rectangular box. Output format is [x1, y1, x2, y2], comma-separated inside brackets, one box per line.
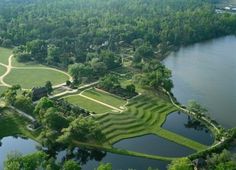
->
[0, 54, 72, 89]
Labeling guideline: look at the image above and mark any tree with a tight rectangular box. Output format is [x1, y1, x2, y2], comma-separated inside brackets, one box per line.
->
[2, 85, 21, 105]
[58, 116, 104, 144]
[168, 158, 193, 170]
[68, 63, 91, 83]
[4, 151, 47, 170]
[26, 39, 48, 62]
[42, 108, 69, 131]
[99, 74, 120, 91]
[14, 96, 34, 114]
[187, 100, 207, 117]
[46, 44, 60, 65]
[15, 52, 31, 62]
[63, 160, 81, 170]
[34, 97, 54, 119]
[45, 81, 53, 94]
[97, 163, 112, 170]
[126, 84, 136, 94]
[134, 44, 154, 62]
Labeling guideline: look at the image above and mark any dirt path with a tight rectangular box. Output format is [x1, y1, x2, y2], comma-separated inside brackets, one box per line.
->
[0, 54, 72, 89]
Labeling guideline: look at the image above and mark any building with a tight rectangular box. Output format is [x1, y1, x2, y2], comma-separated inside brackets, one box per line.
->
[32, 87, 48, 101]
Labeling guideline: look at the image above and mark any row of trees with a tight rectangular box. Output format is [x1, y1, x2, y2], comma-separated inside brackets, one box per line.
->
[168, 149, 236, 170]
[4, 151, 112, 170]
[133, 61, 174, 91]
[1, 0, 236, 69]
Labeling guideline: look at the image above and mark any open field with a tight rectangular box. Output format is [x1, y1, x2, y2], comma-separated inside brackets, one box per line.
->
[0, 47, 12, 65]
[82, 88, 126, 108]
[4, 68, 69, 89]
[0, 65, 6, 76]
[0, 109, 38, 140]
[64, 94, 113, 114]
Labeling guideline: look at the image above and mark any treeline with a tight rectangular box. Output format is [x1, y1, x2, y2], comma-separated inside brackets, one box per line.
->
[0, 0, 236, 68]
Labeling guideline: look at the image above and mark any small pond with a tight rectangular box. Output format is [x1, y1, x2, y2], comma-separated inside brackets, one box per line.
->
[162, 112, 214, 146]
[0, 136, 38, 169]
[113, 134, 195, 157]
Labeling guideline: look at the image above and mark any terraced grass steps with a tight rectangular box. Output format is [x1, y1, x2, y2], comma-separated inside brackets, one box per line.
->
[94, 92, 208, 154]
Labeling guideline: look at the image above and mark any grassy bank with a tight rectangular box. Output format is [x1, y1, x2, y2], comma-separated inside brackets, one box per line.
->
[0, 108, 39, 140]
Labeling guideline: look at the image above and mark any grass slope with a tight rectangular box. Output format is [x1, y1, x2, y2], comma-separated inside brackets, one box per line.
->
[0, 109, 38, 140]
[94, 93, 207, 152]
[0, 47, 12, 65]
[82, 88, 126, 108]
[4, 68, 69, 89]
[64, 94, 112, 114]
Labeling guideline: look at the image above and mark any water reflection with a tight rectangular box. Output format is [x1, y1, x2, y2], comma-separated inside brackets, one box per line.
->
[162, 112, 214, 145]
[113, 134, 194, 157]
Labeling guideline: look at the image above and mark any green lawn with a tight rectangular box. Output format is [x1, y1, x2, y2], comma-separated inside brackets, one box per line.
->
[4, 68, 69, 89]
[0, 109, 38, 140]
[64, 94, 113, 114]
[0, 47, 12, 65]
[0, 65, 6, 76]
[82, 88, 126, 108]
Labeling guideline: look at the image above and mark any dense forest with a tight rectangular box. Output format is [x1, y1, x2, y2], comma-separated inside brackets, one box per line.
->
[0, 0, 236, 69]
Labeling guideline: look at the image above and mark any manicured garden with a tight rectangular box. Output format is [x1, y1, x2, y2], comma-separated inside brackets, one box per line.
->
[93, 92, 207, 152]
[3, 68, 70, 89]
[64, 94, 113, 114]
[81, 88, 127, 108]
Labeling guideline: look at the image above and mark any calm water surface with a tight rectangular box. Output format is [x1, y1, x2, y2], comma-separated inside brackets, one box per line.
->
[113, 134, 194, 157]
[0, 136, 38, 169]
[162, 112, 214, 146]
[164, 36, 236, 128]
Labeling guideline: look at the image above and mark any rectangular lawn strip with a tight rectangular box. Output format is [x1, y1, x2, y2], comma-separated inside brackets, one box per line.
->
[0, 109, 39, 140]
[82, 88, 126, 108]
[0, 47, 12, 65]
[154, 128, 207, 152]
[64, 94, 112, 114]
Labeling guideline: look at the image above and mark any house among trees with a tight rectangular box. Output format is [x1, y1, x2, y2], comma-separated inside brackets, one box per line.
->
[32, 87, 48, 101]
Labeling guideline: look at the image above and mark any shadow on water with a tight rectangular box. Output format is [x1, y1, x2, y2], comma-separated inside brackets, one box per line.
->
[56, 147, 169, 170]
[113, 134, 195, 157]
[162, 112, 214, 146]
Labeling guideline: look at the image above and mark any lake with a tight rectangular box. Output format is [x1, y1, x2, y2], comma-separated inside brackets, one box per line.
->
[164, 35, 236, 128]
